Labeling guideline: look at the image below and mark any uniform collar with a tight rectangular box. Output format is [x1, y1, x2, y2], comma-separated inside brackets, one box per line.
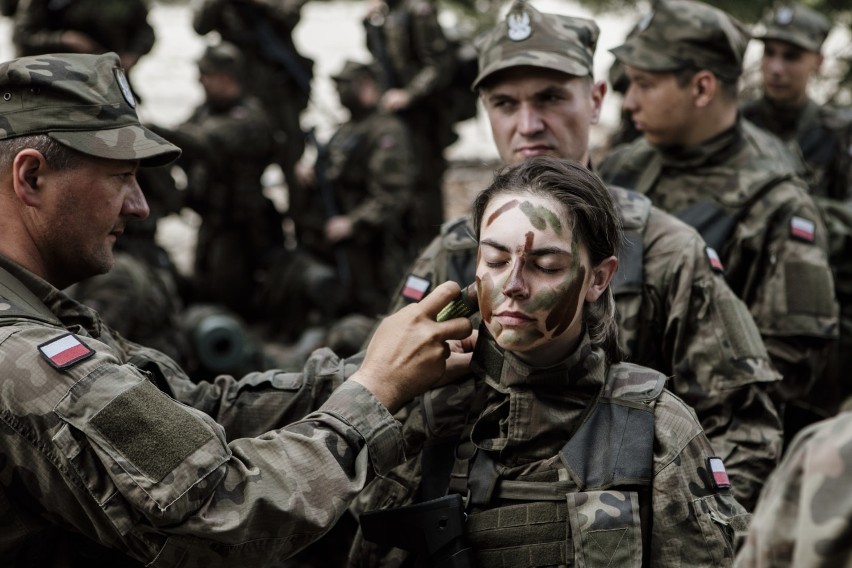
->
[656, 119, 744, 169]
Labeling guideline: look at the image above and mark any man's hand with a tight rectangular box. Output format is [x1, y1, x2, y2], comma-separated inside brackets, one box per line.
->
[351, 282, 474, 413]
[380, 89, 411, 113]
[325, 215, 354, 243]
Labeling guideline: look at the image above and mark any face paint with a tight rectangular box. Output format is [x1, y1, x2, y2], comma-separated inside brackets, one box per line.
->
[545, 233, 586, 335]
[486, 198, 519, 227]
[519, 200, 563, 234]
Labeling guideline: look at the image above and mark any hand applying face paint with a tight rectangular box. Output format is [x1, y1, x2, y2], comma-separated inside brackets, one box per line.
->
[436, 282, 479, 322]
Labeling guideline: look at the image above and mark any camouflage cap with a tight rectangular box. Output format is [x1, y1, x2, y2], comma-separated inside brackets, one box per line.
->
[610, 0, 750, 82]
[332, 60, 378, 83]
[198, 41, 244, 77]
[753, 3, 831, 53]
[472, 0, 599, 90]
[0, 52, 180, 166]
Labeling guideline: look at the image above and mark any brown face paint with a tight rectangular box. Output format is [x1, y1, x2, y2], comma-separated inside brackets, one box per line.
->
[477, 274, 495, 324]
[486, 198, 519, 227]
[545, 265, 586, 336]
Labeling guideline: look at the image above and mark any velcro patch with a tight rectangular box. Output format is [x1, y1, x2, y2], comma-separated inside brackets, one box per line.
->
[401, 274, 430, 302]
[706, 247, 724, 273]
[707, 457, 732, 490]
[38, 333, 94, 370]
[790, 216, 816, 243]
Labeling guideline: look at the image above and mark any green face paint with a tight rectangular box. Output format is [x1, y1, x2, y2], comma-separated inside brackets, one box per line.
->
[519, 200, 563, 235]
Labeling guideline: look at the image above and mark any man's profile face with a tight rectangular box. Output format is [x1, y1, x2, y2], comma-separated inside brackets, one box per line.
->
[622, 66, 696, 147]
[761, 39, 822, 107]
[480, 66, 604, 166]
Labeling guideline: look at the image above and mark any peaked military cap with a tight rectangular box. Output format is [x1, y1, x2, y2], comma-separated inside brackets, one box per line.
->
[0, 52, 180, 167]
[753, 2, 831, 53]
[198, 41, 244, 77]
[472, 0, 599, 89]
[610, 0, 750, 82]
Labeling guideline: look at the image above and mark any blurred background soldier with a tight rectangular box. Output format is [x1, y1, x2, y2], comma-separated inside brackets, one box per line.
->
[363, 0, 457, 252]
[12, 0, 155, 88]
[742, 1, 852, 420]
[194, 0, 313, 237]
[299, 60, 416, 320]
[600, 0, 839, 443]
[154, 41, 283, 323]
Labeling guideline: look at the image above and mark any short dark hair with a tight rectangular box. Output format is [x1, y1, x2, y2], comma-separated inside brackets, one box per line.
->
[673, 65, 739, 100]
[0, 134, 83, 173]
[472, 156, 623, 363]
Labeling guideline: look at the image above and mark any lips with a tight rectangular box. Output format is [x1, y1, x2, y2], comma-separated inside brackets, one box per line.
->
[494, 311, 534, 326]
[516, 145, 553, 158]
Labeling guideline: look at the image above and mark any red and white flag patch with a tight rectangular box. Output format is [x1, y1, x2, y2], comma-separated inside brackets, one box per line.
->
[401, 274, 431, 302]
[706, 247, 724, 273]
[38, 333, 94, 370]
[707, 457, 732, 490]
[790, 216, 816, 243]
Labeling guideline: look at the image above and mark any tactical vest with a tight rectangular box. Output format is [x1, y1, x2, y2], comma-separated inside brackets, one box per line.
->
[366, 360, 666, 568]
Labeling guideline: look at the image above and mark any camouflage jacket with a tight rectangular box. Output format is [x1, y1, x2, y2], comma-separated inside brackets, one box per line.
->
[0, 255, 405, 567]
[734, 410, 852, 567]
[13, 0, 154, 59]
[348, 330, 750, 567]
[324, 110, 415, 234]
[599, 119, 839, 403]
[386, 186, 781, 510]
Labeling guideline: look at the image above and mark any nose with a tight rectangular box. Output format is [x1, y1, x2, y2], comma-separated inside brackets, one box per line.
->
[502, 257, 529, 299]
[123, 175, 150, 220]
[622, 84, 638, 113]
[517, 104, 544, 136]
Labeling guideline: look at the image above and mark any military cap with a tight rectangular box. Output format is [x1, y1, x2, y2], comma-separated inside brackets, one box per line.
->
[472, 0, 599, 90]
[198, 41, 244, 76]
[753, 3, 831, 53]
[610, 0, 750, 82]
[331, 60, 378, 83]
[0, 52, 179, 166]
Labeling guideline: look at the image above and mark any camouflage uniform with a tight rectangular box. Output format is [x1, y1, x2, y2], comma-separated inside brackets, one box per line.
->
[193, 0, 312, 232]
[602, 0, 838, 416]
[742, 3, 852, 419]
[734, 410, 852, 567]
[303, 61, 416, 317]
[158, 43, 283, 322]
[386, 3, 781, 511]
[349, 330, 750, 567]
[364, 0, 457, 249]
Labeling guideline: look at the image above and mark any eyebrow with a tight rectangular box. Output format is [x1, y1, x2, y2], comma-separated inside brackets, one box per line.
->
[480, 239, 572, 257]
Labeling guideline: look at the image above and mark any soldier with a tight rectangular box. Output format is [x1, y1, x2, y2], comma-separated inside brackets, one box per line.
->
[12, 0, 154, 76]
[349, 156, 749, 567]
[193, 0, 313, 236]
[0, 51, 474, 566]
[742, 2, 852, 423]
[300, 60, 417, 318]
[734, 410, 852, 567]
[363, 0, 458, 250]
[599, 0, 838, 440]
[384, 0, 781, 510]
[155, 42, 283, 323]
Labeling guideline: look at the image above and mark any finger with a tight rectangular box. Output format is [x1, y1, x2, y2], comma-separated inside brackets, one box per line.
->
[434, 316, 473, 342]
[416, 281, 462, 319]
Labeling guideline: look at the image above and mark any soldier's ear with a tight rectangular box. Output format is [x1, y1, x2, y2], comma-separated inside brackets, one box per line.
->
[585, 255, 617, 303]
[12, 149, 48, 207]
[692, 70, 716, 108]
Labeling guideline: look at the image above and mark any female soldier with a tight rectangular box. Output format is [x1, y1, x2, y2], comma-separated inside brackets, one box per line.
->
[348, 156, 749, 567]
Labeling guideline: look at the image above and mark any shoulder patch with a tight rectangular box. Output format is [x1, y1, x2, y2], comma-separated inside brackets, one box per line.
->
[377, 134, 397, 150]
[707, 457, 732, 490]
[38, 333, 94, 370]
[401, 274, 431, 303]
[790, 216, 816, 243]
[706, 247, 725, 273]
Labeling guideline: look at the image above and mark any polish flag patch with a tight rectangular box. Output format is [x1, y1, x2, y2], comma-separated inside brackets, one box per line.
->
[790, 216, 816, 243]
[707, 457, 732, 490]
[38, 333, 94, 370]
[706, 247, 724, 273]
[401, 274, 431, 302]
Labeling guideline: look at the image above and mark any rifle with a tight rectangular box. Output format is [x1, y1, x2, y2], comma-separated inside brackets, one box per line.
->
[305, 127, 352, 292]
[359, 494, 475, 568]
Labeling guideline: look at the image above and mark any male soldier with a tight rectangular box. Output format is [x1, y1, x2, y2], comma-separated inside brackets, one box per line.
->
[599, 0, 838, 440]
[299, 60, 416, 318]
[734, 411, 852, 567]
[155, 42, 283, 323]
[0, 52, 473, 566]
[363, 0, 457, 250]
[383, 0, 781, 510]
[743, 2, 852, 421]
[193, 0, 313, 236]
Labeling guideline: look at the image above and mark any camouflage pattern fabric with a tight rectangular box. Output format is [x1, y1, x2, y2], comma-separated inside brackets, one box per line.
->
[0, 254, 405, 566]
[734, 410, 852, 567]
[386, 184, 782, 510]
[0, 52, 179, 165]
[12, 0, 155, 64]
[609, 0, 749, 82]
[599, 120, 839, 408]
[752, 2, 832, 53]
[348, 331, 749, 567]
